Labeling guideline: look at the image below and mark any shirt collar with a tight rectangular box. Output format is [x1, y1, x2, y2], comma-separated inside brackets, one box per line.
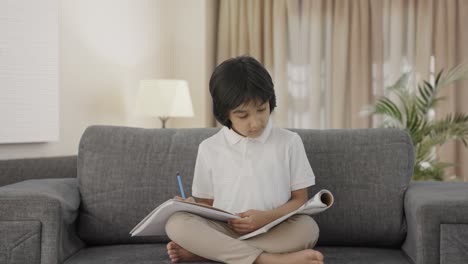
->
[223, 118, 273, 145]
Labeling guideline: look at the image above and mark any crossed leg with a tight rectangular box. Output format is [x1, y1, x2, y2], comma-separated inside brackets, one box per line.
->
[165, 213, 323, 264]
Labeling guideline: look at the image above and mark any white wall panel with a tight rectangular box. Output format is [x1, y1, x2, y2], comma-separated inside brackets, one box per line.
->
[0, 0, 59, 143]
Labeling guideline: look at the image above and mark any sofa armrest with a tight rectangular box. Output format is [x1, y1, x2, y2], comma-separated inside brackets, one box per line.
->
[0, 156, 77, 187]
[0, 178, 84, 264]
[402, 181, 468, 264]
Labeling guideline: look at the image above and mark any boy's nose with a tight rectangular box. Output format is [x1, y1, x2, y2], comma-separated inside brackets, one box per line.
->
[249, 118, 260, 129]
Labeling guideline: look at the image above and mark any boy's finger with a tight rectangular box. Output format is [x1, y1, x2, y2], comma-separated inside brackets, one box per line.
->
[230, 226, 248, 232]
[229, 218, 249, 224]
[235, 228, 252, 234]
[229, 222, 250, 228]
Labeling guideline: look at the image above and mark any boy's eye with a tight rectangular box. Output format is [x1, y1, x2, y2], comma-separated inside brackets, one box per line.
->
[239, 115, 248, 119]
[258, 108, 266, 112]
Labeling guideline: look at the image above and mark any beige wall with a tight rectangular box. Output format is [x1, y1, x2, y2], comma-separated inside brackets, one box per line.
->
[0, 0, 216, 159]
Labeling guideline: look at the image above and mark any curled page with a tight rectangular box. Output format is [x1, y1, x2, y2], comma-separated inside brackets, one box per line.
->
[299, 189, 334, 215]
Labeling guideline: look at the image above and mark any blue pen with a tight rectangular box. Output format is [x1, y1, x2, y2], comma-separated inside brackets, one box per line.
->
[176, 172, 186, 199]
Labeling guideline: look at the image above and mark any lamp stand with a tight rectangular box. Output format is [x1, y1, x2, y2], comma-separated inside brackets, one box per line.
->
[159, 116, 170, 128]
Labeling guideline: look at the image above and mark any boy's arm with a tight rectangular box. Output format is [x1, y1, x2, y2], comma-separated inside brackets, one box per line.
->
[228, 188, 308, 234]
[264, 188, 308, 221]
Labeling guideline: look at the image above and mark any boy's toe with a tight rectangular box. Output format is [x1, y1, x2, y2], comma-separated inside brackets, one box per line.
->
[315, 251, 324, 260]
[166, 242, 173, 250]
[167, 241, 178, 250]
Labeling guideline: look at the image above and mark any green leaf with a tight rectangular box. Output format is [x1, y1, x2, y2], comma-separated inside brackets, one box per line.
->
[365, 63, 468, 181]
[434, 70, 443, 86]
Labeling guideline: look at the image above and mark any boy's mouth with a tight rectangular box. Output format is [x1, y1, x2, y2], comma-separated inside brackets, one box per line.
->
[248, 129, 262, 136]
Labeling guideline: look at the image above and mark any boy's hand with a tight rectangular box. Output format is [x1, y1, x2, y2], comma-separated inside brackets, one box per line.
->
[228, 210, 273, 235]
[173, 196, 196, 203]
[173, 196, 213, 207]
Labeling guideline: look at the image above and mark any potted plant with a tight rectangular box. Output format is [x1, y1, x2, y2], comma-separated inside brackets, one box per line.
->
[363, 64, 468, 180]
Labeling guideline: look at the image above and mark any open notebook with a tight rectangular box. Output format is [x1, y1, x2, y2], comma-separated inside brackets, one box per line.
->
[130, 189, 334, 240]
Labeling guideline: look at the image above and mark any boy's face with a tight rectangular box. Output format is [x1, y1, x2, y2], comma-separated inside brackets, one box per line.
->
[228, 100, 270, 138]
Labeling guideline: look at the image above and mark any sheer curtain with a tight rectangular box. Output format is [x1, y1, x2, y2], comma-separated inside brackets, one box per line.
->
[286, 0, 373, 129]
[432, 0, 468, 180]
[216, 0, 468, 180]
[217, 0, 374, 129]
[216, 0, 289, 127]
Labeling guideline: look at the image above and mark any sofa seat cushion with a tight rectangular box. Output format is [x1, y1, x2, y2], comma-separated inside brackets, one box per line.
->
[64, 244, 412, 264]
[316, 247, 412, 264]
[64, 244, 213, 264]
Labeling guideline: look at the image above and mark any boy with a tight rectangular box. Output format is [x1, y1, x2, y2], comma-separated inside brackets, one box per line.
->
[165, 56, 323, 264]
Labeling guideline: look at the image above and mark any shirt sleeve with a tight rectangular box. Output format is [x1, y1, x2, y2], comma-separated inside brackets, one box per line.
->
[289, 133, 316, 191]
[191, 143, 214, 199]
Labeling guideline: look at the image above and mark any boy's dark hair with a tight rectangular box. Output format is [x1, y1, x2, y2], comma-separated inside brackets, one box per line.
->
[209, 55, 276, 128]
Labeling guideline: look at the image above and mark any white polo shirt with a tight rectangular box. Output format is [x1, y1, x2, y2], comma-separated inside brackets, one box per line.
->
[192, 119, 315, 214]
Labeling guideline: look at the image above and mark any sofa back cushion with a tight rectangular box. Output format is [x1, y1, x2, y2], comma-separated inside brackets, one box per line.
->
[77, 126, 413, 246]
[295, 128, 414, 247]
[77, 126, 217, 245]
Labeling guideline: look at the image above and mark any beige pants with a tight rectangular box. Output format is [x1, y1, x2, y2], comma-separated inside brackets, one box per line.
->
[165, 212, 319, 264]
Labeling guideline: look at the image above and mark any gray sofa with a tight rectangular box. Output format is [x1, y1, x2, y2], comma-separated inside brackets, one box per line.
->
[1, 126, 467, 264]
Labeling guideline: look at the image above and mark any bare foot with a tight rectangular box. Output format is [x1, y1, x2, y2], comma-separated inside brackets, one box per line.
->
[166, 241, 208, 263]
[255, 249, 324, 264]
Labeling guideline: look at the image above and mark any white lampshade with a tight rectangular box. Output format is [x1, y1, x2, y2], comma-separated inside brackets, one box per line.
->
[135, 79, 194, 118]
